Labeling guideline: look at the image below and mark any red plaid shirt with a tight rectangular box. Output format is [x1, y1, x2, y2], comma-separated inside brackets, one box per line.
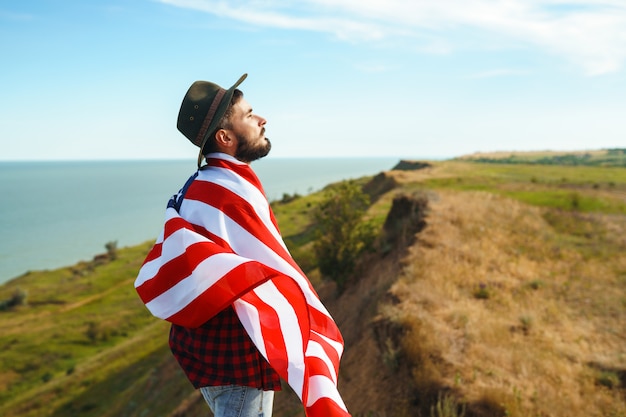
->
[169, 305, 282, 390]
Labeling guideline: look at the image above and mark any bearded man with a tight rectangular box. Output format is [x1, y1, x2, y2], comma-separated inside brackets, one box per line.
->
[135, 74, 350, 417]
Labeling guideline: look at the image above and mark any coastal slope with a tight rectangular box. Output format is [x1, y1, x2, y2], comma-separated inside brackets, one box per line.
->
[1, 152, 625, 417]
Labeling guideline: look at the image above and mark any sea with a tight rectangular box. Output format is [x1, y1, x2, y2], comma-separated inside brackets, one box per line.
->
[0, 157, 399, 285]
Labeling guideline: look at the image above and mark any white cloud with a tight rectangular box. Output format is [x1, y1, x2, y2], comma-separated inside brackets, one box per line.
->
[160, 0, 626, 75]
[160, 0, 385, 40]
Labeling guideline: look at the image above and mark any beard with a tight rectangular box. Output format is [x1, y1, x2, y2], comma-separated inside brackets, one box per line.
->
[235, 131, 272, 163]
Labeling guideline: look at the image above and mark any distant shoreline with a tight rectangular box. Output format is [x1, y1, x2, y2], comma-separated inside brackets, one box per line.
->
[0, 157, 401, 285]
[4, 150, 621, 286]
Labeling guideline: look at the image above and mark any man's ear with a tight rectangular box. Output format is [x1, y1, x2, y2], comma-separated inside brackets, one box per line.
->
[215, 129, 235, 149]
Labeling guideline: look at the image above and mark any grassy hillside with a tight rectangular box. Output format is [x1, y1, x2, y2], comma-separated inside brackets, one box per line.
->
[376, 161, 626, 416]
[457, 148, 626, 167]
[0, 243, 191, 417]
[1, 155, 625, 417]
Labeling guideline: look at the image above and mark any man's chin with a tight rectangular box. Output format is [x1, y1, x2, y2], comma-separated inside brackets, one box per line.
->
[236, 138, 271, 163]
[257, 139, 271, 160]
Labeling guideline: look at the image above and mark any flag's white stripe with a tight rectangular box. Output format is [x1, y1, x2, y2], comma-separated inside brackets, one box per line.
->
[306, 340, 337, 384]
[180, 178, 306, 293]
[205, 152, 247, 165]
[134, 214, 172, 287]
[154, 229, 165, 245]
[196, 165, 285, 249]
[305, 375, 349, 411]
[254, 280, 306, 395]
[135, 259, 161, 288]
[183, 198, 334, 319]
[233, 282, 306, 399]
[144, 199, 342, 357]
[145, 252, 246, 319]
[201, 154, 275, 227]
[311, 330, 345, 359]
[232, 298, 266, 356]
[165, 205, 335, 337]
[135, 213, 211, 287]
[198, 166, 278, 230]
[181, 199, 270, 256]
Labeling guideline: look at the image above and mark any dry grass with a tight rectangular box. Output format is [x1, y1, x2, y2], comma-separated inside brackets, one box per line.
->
[382, 190, 626, 417]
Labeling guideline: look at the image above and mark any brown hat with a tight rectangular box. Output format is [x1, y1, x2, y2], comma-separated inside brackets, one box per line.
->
[177, 73, 247, 167]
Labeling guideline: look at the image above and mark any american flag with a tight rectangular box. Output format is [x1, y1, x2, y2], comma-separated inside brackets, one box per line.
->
[134, 153, 350, 417]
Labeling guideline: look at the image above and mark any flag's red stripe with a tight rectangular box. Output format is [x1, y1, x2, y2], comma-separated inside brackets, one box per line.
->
[309, 308, 344, 345]
[263, 275, 311, 375]
[241, 289, 291, 378]
[268, 209, 281, 234]
[185, 181, 299, 271]
[185, 180, 271, 241]
[164, 215, 196, 238]
[309, 332, 340, 374]
[142, 242, 162, 265]
[272, 275, 310, 345]
[205, 157, 265, 196]
[305, 356, 335, 382]
[136, 239, 231, 303]
[166, 263, 280, 327]
[306, 398, 350, 417]
[190, 222, 234, 253]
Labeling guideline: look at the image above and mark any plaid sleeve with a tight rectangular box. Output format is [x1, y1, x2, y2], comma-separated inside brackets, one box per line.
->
[169, 306, 282, 390]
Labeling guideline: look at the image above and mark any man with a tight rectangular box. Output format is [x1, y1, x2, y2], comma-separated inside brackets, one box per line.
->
[135, 74, 351, 417]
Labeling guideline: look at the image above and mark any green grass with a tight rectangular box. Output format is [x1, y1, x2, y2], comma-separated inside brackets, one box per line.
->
[421, 162, 626, 214]
[440, 161, 626, 185]
[0, 242, 157, 416]
[502, 189, 626, 213]
[459, 148, 626, 167]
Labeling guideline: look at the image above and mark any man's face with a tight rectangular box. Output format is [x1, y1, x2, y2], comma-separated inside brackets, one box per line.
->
[227, 98, 271, 163]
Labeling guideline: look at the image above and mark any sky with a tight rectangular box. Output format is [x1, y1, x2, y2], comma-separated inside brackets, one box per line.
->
[1, 0, 625, 161]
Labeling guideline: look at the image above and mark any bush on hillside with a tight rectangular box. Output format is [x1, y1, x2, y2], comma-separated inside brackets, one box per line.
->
[105, 240, 118, 261]
[0, 287, 28, 311]
[312, 181, 376, 292]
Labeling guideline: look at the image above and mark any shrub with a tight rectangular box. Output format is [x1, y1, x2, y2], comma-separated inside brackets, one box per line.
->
[105, 241, 118, 261]
[85, 321, 110, 344]
[0, 288, 28, 311]
[518, 315, 533, 335]
[596, 370, 621, 389]
[279, 192, 301, 204]
[473, 283, 491, 300]
[312, 181, 377, 292]
[11, 288, 28, 306]
[430, 392, 466, 417]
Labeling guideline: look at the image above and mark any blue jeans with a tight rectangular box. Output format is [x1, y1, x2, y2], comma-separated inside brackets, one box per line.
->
[199, 385, 274, 417]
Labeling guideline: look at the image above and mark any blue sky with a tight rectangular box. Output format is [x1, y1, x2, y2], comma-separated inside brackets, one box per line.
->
[1, 0, 625, 161]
